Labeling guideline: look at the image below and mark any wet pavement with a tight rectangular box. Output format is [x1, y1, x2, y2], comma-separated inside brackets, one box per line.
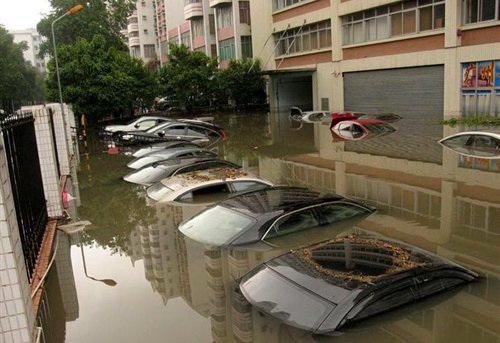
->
[40, 112, 500, 343]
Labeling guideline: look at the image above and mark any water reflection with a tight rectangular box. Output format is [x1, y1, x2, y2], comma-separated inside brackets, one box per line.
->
[43, 112, 500, 343]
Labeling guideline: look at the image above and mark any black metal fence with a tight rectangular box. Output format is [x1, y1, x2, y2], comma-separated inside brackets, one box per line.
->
[0, 112, 48, 280]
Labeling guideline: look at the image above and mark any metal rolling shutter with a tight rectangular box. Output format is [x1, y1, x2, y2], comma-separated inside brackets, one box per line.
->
[344, 65, 444, 118]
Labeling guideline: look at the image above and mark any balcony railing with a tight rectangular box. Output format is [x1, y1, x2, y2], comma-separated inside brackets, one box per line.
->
[128, 36, 140, 46]
[128, 23, 139, 32]
[184, 2, 203, 19]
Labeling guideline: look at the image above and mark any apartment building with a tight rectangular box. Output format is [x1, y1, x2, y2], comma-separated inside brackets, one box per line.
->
[251, 0, 500, 117]
[10, 28, 48, 73]
[123, 0, 159, 63]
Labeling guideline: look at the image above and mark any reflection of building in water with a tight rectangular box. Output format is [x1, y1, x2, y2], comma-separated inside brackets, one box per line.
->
[254, 122, 500, 343]
[128, 202, 210, 316]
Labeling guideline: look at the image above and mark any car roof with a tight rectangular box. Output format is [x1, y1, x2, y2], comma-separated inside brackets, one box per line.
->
[136, 116, 169, 121]
[160, 168, 265, 190]
[219, 186, 341, 217]
[264, 235, 476, 300]
[144, 147, 210, 158]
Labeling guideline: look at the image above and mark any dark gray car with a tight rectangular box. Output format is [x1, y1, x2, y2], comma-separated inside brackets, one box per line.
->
[123, 159, 240, 186]
[239, 235, 478, 334]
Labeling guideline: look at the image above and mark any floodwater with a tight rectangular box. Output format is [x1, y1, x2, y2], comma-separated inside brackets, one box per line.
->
[40, 112, 500, 343]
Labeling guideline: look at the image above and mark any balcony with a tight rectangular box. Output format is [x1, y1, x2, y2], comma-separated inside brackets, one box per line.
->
[184, 2, 203, 20]
[128, 23, 139, 32]
[128, 36, 140, 46]
[209, 0, 231, 8]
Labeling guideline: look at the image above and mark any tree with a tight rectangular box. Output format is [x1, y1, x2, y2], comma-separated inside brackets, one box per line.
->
[37, 0, 135, 56]
[158, 44, 219, 111]
[220, 59, 267, 108]
[45, 35, 157, 122]
[0, 26, 45, 111]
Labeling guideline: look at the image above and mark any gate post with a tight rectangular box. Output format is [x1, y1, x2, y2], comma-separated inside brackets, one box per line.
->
[46, 103, 71, 175]
[0, 132, 36, 343]
[29, 106, 64, 217]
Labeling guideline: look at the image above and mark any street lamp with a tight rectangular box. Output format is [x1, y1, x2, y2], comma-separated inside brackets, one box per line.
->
[51, 4, 84, 118]
[80, 243, 117, 287]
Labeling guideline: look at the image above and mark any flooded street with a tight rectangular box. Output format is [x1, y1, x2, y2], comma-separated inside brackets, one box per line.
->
[41, 112, 499, 343]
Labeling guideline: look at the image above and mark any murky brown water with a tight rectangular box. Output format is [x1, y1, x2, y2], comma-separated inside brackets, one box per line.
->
[40, 112, 500, 343]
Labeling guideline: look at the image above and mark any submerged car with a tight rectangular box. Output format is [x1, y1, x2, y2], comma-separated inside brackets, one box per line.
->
[103, 116, 170, 134]
[178, 187, 374, 246]
[132, 141, 201, 158]
[439, 131, 500, 159]
[331, 119, 396, 141]
[146, 168, 273, 203]
[239, 235, 478, 334]
[290, 107, 330, 123]
[126, 147, 217, 169]
[118, 120, 227, 145]
[123, 158, 240, 186]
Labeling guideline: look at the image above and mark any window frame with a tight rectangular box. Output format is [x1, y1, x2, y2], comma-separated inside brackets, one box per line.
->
[274, 20, 332, 57]
[462, 0, 500, 25]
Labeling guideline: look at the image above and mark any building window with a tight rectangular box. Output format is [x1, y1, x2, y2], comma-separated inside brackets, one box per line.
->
[144, 44, 157, 59]
[463, 0, 500, 24]
[219, 38, 235, 60]
[239, 1, 251, 24]
[209, 14, 216, 34]
[273, 0, 307, 11]
[131, 46, 141, 57]
[275, 20, 331, 56]
[192, 18, 204, 38]
[169, 36, 179, 46]
[128, 16, 138, 24]
[461, 60, 500, 116]
[217, 5, 233, 29]
[144, 29, 149, 34]
[241, 36, 253, 58]
[143, 15, 147, 20]
[129, 31, 139, 37]
[342, 0, 445, 45]
[211, 44, 217, 57]
[181, 31, 191, 48]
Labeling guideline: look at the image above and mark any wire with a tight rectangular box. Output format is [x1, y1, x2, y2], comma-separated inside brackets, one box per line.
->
[30, 232, 60, 299]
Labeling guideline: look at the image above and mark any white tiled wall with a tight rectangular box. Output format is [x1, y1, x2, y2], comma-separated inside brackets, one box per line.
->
[0, 133, 35, 343]
[22, 105, 63, 218]
[45, 104, 71, 175]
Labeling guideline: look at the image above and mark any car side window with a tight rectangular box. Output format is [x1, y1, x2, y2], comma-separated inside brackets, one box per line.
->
[177, 183, 231, 203]
[319, 202, 368, 224]
[177, 152, 195, 158]
[266, 209, 319, 239]
[164, 125, 186, 136]
[193, 150, 217, 158]
[187, 125, 209, 137]
[470, 135, 499, 149]
[443, 135, 471, 146]
[231, 181, 268, 193]
[136, 119, 157, 130]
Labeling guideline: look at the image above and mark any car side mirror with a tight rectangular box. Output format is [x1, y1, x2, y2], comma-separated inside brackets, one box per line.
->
[134, 124, 140, 129]
[157, 131, 165, 137]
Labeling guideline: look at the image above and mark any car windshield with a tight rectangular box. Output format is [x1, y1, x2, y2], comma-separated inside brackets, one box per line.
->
[240, 266, 333, 331]
[146, 123, 168, 133]
[147, 182, 173, 201]
[363, 123, 394, 133]
[179, 206, 254, 245]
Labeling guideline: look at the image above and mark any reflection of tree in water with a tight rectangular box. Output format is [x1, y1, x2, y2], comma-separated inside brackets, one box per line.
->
[77, 135, 156, 253]
[214, 112, 272, 162]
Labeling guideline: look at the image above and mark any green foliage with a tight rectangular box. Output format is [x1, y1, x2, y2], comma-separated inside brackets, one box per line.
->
[220, 59, 266, 107]
[46, 35, 157, 121]
[442, 116, 500, 127]
[0, 26, 45, 111]
[158, 46, 267, 110]
[36, 0, 134, 56]
[158, 45, 219, 111]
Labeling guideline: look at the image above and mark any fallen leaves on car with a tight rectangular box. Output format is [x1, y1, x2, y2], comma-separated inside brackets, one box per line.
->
[292, 235, 424, 284]
[178, 168, 248, 184]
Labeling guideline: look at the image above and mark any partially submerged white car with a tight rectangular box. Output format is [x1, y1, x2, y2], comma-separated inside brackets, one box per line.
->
[290, 107, 330, 123]
[146, 168, 273, 203]
[439, 131, 500, 159]
[126, 147, 218, 169]
[103, 116, 170, 134]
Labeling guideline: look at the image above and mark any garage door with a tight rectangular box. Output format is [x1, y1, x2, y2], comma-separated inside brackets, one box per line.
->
[273, 75, 313, 112]
[343, 66, 444, 163]
[344, 65, 444, 118]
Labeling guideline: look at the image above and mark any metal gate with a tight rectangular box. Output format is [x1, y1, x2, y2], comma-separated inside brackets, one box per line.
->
[344, 65, 444, 117]
[0, 112, 48, 280]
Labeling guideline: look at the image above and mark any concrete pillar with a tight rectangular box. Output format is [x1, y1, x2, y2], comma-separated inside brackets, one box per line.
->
[46, 103, 71, 175]
[24, 105, 64, 218]
[335, 160, 347, 196]
[0, 133, 36, 343]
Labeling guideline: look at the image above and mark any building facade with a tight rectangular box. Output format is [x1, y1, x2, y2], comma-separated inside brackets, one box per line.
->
[250, 0, 500, 117]
[123, 0, 159, 64]
[10, 29, 48, 73]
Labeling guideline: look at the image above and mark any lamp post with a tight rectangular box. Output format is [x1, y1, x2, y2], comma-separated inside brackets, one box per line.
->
[80, 243, 117, 287]
[51, 4, 84, 118]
